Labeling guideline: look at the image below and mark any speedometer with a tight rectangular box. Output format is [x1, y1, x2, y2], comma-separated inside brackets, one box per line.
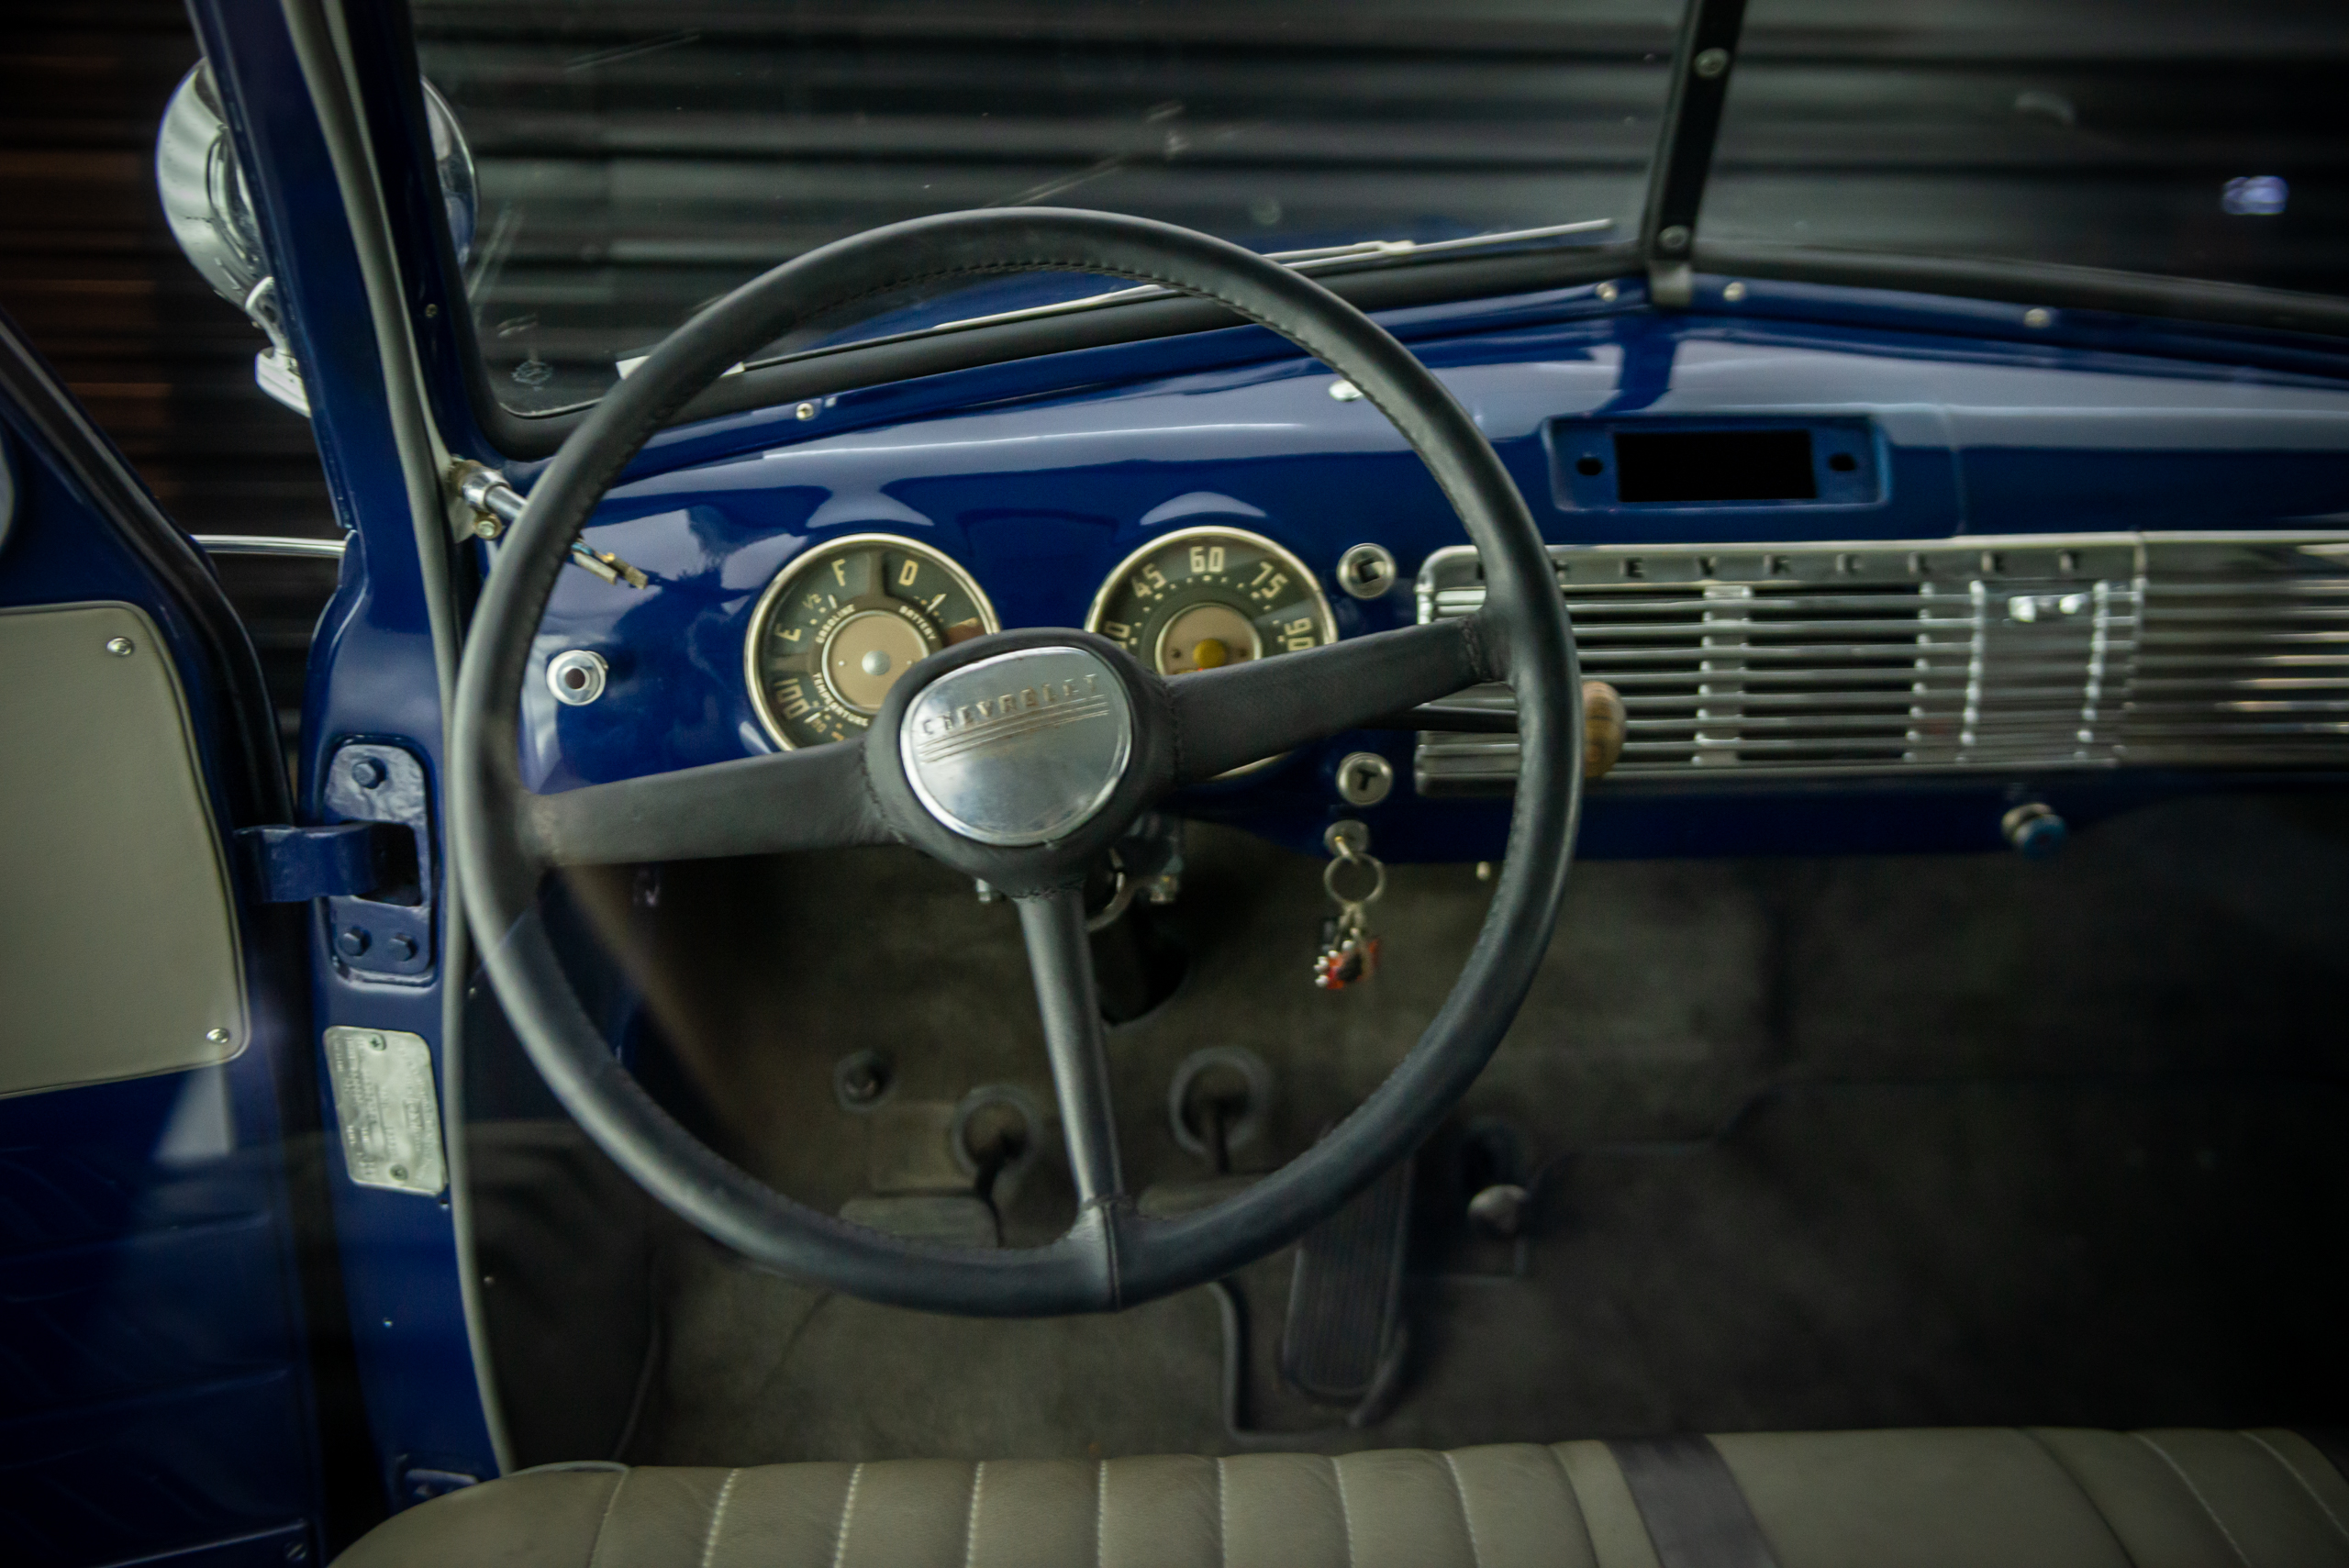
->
[744, 533, 997, 750]
[1085, 525, 1337, 678]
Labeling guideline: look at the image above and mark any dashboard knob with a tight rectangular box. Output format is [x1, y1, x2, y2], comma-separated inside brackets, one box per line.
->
[2001, 801, 2068, 859]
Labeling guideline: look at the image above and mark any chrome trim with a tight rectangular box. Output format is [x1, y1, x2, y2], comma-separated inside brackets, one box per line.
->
[1416, 532, 2349, 790]
[194, 533, 347, 560]
[742, 532, 1000, 751]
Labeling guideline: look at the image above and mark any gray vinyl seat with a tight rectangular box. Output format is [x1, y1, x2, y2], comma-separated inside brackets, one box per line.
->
[338, 1427, 2349, 1568]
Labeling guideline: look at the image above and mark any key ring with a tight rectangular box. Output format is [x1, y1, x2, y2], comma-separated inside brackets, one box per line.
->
[1322, 848, 1386, 910]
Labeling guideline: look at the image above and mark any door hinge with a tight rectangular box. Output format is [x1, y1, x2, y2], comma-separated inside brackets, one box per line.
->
[237, 821, 414, 902]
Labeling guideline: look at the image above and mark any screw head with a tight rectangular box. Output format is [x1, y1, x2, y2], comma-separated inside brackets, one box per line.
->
[205, 1027, 230, 1045]
[1595, 280, 1620, 303]
[351, 757, 387, 788]
[833, 1049, 894, 1110]
[2023, 306, 2054, 328]
[473, 514, 503, 539]
[1693, 47, 1731, 78]
[1657, 224, 1691, 253]
[389, 1164, 408, 1182]
[423, 302, 439, 318]
[336, 926, 373, 959]
[795, 401, 818, 420]
[386, 932, 419, 962]
[105, 637, 134, 657]
[1722, 280, 1748, 303]
[367, 1033, 387, 1051]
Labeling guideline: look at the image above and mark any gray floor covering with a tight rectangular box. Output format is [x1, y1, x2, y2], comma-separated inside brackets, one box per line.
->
[498, 791, 2349, 1464]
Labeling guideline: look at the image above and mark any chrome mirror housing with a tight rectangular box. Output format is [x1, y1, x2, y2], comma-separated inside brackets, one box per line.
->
[155, 61, 475, 417]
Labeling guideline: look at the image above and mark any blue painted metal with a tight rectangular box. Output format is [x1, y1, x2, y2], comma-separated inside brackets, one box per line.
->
[318, 742, 438, 983]
[239, 821, 395, 903]
[468, 289, 2349, 863]
[0, 411, 326, 1556]
[189, 0, 498, 1505]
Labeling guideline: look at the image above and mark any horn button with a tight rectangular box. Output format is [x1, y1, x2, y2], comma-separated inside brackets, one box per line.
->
[899, 646, 1135, 846]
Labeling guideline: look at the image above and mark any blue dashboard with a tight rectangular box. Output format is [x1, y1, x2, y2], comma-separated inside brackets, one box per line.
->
[484, 273, 2349, 862]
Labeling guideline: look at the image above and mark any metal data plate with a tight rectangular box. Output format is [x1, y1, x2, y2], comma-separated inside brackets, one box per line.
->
[321, 1026, 447, 1195]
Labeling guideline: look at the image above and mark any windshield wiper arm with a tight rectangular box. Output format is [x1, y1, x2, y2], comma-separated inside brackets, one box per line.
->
[1263, 218, 1615, 271]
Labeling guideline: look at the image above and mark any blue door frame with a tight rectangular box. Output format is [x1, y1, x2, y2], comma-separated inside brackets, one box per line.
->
[188, 0, 507, 1511]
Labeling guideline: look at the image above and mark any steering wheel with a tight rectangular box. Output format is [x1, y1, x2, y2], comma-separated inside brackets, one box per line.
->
[451, 208, 1582, 1317]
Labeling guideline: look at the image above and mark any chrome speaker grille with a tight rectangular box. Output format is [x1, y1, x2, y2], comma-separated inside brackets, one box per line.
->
[1414, 534, 2349, 793]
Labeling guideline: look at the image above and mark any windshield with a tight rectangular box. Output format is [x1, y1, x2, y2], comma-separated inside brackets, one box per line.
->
[1705, 0, 2346, 297]
[413, 0, 1677, 415]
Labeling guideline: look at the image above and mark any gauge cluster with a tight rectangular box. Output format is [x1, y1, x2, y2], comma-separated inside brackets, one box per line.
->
[742, 523, 1342, 764]
[744, 533, 998, 750]
[1085, 526, 1337, 676]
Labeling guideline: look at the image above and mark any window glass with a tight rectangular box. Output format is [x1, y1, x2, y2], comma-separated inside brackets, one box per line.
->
[1703, 0, 2346, 297]
[412, 0, 1681, 415]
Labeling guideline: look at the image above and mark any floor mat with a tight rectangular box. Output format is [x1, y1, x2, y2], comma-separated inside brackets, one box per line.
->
[562, 791, 2349, 1462]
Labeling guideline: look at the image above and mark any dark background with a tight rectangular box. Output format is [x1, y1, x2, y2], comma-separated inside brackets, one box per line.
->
[2, 1, 335, 539]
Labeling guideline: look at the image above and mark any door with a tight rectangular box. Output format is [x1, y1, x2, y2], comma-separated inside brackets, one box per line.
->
[0, 316, 342, 1566]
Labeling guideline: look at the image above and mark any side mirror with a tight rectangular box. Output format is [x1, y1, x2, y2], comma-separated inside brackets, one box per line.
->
[155, 61, 476, 417]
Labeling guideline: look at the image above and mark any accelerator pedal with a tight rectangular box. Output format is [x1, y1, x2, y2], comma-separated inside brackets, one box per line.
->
[1279, 1152, 1412, 1418]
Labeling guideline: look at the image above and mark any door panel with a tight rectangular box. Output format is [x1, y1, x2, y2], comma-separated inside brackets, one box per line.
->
[1, 602, 248, 1095]
[0, 320, 335, 1563]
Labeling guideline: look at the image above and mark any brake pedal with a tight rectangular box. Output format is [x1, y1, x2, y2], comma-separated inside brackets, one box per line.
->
[1279, 1153, 1412, 1412]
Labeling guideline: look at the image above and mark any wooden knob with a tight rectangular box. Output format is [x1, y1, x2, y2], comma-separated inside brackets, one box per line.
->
[1582, 680, 1626, 779]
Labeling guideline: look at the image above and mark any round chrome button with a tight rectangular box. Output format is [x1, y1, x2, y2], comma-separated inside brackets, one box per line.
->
[900, 647, 1133, 847]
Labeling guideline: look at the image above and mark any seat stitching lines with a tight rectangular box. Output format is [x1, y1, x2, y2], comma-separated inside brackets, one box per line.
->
[1330, 1456, 1357, 1568]
[831, 1462, 865, 1568]
[2132, 1433, 2254, 1568]
[963, 1461, 986, 1568]
[1096, 1460, 1108, 1568]
[2016, 1429, 2133, 1568]
[1215, 1457, 1229, 1568]
[2240, 1430, 2349, 1546]
[1442, 1452, 1486, 1568]
[585, 1469, 629, 1568]
[699, 1468, 741, 1568]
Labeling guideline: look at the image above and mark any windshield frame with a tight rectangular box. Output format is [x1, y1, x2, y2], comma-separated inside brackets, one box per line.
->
[340, 0, 2349, 468]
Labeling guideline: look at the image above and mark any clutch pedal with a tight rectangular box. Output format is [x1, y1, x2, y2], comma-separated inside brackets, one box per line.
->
[1279, 1153, 1412, 1413]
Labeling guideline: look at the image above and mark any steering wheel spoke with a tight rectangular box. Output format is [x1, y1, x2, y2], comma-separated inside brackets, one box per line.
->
[1015, 887, 1125, 1209]
[1163, 613, 1500, 786]
[523, 740, 893, 867]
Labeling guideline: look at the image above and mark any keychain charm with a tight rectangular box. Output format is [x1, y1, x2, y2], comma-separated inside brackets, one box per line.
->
[1315, 825, 1386, 991]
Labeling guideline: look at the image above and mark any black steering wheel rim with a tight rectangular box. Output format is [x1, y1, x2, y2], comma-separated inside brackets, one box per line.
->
[451, 207, 1581, 1317]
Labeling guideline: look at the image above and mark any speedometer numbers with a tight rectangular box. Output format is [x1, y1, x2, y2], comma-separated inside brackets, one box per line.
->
[744, 533, 997, 750]
[1086, 526, 1338, 678]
